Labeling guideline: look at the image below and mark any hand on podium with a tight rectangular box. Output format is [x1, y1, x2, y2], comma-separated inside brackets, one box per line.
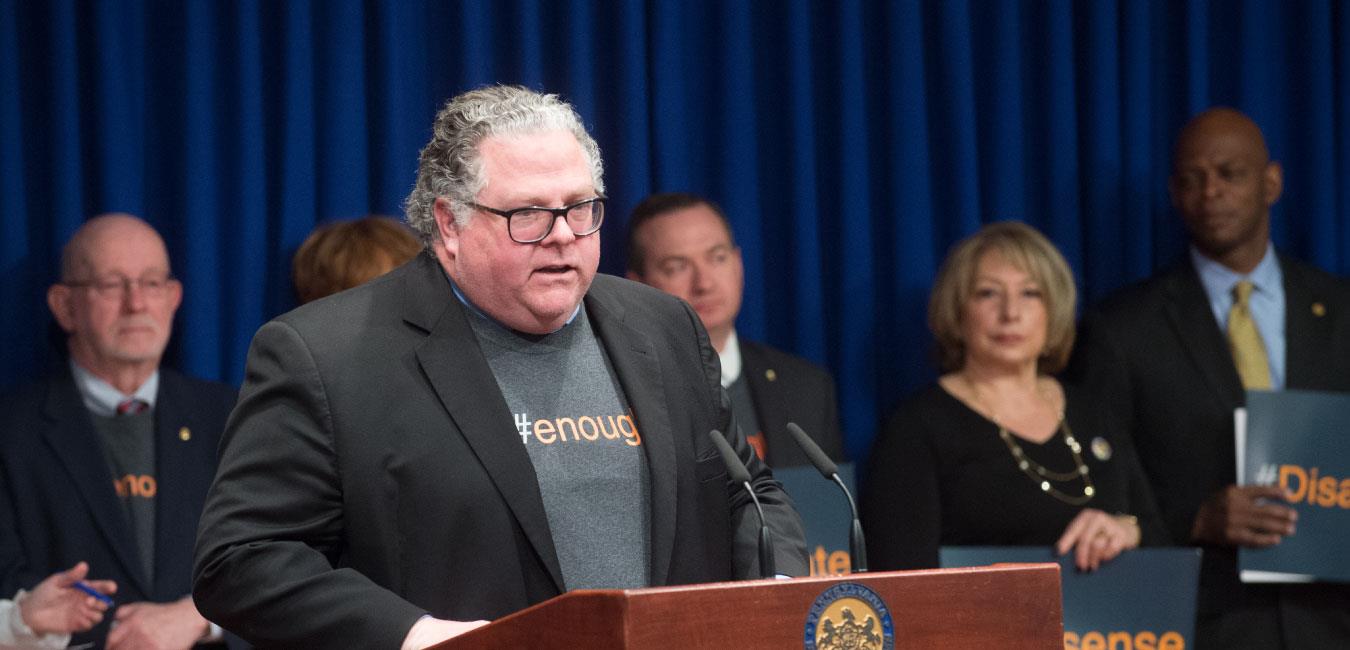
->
[401, 616, 490, 649]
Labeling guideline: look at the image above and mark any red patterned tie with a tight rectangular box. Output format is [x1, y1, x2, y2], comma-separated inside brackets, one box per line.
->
[116, 399, 148, 416]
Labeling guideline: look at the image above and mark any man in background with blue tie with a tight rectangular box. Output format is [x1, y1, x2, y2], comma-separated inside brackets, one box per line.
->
[1071, 108, 1350, 649]
[0, 214, 236, 649]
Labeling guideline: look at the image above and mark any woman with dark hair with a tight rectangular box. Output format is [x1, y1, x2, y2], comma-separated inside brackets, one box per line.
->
[861, 221, 1167, 571]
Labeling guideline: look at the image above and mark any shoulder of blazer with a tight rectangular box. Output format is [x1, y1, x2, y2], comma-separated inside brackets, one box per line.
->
[740, 340, 833, 385]
[0, 372, 59, 417]
[1091, 261, 1195, 319]
[0, 372, 75, 450]
[1279, 254, 1350, 300]
[266, 253, 451, 357]
[155, 367, 236, 434]
[586, 273, 693, 323]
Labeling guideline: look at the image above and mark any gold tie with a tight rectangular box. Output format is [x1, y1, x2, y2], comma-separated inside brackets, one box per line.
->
[1227, 280, 1272, 389]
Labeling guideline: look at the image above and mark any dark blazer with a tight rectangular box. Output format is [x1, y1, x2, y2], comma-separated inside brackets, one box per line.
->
[739, 340, 845, 466]
[192, 255, 808, 649]
[0, 365, 236, 648]
[1070, 254, 1350, 649]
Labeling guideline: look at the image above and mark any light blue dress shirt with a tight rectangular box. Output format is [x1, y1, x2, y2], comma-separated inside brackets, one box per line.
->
[1190, 244, 1286, 389]
[447, 273, 581, 332]
[69, 361, 159, 416]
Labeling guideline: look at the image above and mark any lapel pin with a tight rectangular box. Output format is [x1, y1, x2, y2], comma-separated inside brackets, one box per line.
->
[765, 369, 777, 382]
[179, 427, 191, 441]
[1312, 302, 1326, 317]
[1090, 437, 1112, 462]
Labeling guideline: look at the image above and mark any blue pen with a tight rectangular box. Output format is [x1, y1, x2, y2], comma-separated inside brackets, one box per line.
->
[72, 580, 114, 607]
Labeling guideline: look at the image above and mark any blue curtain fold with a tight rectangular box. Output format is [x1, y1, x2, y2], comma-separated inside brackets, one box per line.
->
[3, 0, 1349, 463]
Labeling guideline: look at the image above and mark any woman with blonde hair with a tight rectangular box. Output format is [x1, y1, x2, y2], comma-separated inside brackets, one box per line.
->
[861, 221, 1167, 571]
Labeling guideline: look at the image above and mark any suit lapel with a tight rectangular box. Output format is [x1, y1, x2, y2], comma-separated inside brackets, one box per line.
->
[403, 258, 564, 593]
[740, 342, 787, 464]
[1281, 257, 1335, 388]
[585, 291, 678, 587]
[1163, 264, 1244, 409]
[151, 371, 206, 598]
[40, 374, 151, 596]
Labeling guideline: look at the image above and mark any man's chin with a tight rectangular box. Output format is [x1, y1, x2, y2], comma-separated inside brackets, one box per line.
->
[694, 308, 733, 333]
[1192, 233, 1244, 259]
[110, 344, 167, 364]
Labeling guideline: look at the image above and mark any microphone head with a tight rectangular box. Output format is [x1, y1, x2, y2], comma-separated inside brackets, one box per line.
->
[707, 429, 752, 484]
[786, 422, 839, 478]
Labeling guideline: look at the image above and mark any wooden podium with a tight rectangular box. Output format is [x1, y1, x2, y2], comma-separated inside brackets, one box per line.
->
[432, 564, 1062, 649]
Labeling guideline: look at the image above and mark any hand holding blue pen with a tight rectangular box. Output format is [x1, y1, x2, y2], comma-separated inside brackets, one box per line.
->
[73, 579, 116, 607]
[15, 562, 116, 638]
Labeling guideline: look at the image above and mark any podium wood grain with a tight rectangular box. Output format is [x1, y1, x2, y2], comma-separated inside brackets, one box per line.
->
[432, 564, 1063, 649]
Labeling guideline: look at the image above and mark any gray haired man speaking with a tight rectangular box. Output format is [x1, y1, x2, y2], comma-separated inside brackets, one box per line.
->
[192, 86, 807, 649]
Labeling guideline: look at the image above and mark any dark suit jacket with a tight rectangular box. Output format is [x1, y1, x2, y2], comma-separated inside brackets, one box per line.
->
[739, 340, 845, 466]
[1070, 254, 1350, 649]
[192, 255, 808, 649]
[0, 365, 236, 648]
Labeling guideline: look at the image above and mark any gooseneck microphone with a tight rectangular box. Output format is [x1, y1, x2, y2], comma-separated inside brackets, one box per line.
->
[708, 429, 776, 578]
[785, 422, 867, 573]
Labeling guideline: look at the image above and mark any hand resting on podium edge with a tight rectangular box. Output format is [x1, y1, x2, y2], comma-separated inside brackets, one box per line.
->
[401, 616, 490, 649]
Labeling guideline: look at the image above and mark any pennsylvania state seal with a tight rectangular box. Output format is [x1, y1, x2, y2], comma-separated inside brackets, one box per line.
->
[803, 582, 895, 650]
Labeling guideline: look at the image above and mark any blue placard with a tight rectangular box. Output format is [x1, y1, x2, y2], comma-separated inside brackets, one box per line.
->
[1239, 389, 1350, 583]
[774, 463, 856, 576]
[941, 547, 1200, 650]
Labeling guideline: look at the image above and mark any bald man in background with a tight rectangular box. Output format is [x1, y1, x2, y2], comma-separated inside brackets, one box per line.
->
[626, 193, 844, 467]
[0, 214, 236, 649]
[1071, 109, 1350, 648]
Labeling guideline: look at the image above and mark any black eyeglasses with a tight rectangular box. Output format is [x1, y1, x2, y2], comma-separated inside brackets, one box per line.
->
[465, 196, 606, 244]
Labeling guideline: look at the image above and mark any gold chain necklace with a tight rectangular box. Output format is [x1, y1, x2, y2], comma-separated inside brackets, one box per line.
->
[962, 375, 1097, 506]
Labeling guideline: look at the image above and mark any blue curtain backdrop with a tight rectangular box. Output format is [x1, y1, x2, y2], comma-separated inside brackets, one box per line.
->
[3, 1, 1349, 463]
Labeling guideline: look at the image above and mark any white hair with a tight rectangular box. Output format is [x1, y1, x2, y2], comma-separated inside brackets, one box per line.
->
[403, 85, 605, 246]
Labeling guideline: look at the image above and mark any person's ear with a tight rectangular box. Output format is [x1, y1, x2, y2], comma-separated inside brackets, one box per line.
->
[1262, 161, 1283, 207]
[166, 278, 183, 315]
[1167, 174, 1182, 211]
[434, 198, 462, 260]
[47, 284, 75, 332]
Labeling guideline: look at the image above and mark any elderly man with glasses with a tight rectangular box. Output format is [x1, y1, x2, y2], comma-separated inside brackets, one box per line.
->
[0, 214, 237, 649]
[192, 85, 808, 649]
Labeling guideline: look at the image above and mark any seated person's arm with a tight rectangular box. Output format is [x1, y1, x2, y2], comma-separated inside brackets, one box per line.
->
[7, 562, 115, 647]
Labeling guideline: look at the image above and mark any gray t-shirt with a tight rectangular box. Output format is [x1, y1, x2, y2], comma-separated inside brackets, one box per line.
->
[468, 307, 652, 590]
[91, 410, 156, 583]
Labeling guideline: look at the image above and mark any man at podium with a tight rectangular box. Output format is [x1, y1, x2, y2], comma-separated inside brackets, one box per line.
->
[192, 85, 808, 649]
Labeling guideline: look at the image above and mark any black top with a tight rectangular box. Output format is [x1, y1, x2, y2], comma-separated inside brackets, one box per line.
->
[861, 382, 1169, 570]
